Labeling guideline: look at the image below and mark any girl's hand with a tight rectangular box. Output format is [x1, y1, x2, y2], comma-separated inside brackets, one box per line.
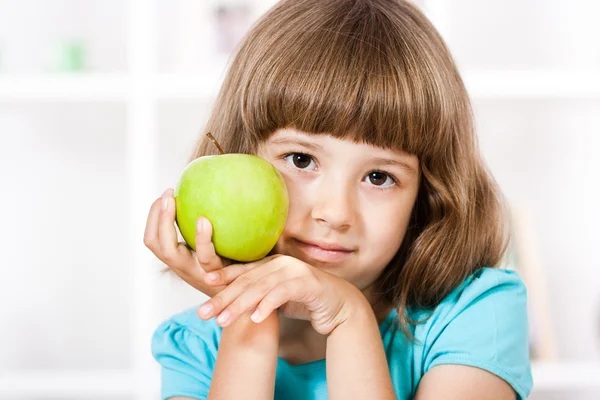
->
[143, 188, 231, 297]
[196, 254, 367, 336]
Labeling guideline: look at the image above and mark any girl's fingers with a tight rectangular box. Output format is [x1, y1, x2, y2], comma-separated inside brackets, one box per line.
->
[198, 265, 295, 326]
[202, 254, 283, 286]
[195, 257, 281, 320]
[251, 277, 309, 323]
[229, 271, 303, 326]
[203, 263, 250, 286]
[143, 189, 229, 298]
[194, 217, 225, 272]
[143, 196, 162, 251]
[157, 189, 194, 269]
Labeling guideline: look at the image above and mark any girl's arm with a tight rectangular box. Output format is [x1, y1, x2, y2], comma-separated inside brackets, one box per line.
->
[414, 364, 516, 400]
[326, 296, 396, 400]
[195, 255, 397, 398]
[207, 311, 280, 400]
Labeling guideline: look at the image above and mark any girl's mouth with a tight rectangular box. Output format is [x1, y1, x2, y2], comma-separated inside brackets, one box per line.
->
[293, 238, 355, 263]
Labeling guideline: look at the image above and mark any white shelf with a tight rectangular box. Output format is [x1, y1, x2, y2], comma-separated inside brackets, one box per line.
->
[0, 370, 137, 397]
[0, 362, 597, 397]
[531, 361, 600, 391]
[155, 55, 230, 99]
[463, 70, 600, 99]
[0, 74, 130, 101]
[1, 70, 599, 101]
[155, 72, 224, 100]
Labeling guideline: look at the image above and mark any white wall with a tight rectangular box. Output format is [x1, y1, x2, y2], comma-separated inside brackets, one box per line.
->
[0, 0, 599, 398]
[0, 102, 131, 370]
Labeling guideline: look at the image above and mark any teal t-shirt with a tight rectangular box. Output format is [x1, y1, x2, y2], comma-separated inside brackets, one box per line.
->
[151, 267, 533, 399]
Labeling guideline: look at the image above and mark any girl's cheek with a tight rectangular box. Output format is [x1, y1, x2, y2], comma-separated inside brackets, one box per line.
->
[277, 170, 301, 201]
[282, 179, 302, 217]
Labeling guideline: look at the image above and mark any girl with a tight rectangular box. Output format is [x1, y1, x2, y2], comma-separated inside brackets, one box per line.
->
[144, 0, 533, 399]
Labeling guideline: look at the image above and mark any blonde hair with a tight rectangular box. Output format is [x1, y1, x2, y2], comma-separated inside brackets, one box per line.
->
[189, 0, 510, 338]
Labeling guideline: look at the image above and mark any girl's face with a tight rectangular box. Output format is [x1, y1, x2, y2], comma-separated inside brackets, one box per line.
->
[257, 128, 420, 293]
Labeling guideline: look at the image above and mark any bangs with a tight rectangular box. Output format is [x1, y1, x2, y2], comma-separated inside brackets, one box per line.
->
[235, 0, 448, 157]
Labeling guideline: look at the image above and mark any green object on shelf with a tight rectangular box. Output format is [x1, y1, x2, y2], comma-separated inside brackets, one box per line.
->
[49, 38, 86, 72]
[59, 39, 85, 71]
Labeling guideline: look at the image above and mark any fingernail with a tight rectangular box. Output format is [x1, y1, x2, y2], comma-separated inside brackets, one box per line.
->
[202, 218, 210, 232]
[161, 189, 170, 211]
[217, 310, 230, 325]
[251, 309, 261, 323]
[197, 218, 204, 232]
[199, 303, 213, 317]
[205, 272, 218, 282]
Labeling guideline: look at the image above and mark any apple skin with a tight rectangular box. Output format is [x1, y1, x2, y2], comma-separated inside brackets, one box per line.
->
[174, 154, 289, 262]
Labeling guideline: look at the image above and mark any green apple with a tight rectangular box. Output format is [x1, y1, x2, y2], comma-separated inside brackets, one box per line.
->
[174, 153, 289, 262]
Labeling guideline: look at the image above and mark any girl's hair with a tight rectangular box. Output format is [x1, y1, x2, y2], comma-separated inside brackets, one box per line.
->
[189, 0, 510, 338]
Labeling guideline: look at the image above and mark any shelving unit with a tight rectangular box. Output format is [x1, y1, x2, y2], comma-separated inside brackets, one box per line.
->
[1, 0, 599, 399]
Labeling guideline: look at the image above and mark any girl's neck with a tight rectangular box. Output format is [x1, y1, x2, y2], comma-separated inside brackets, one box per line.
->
[277, 318, 325, 365]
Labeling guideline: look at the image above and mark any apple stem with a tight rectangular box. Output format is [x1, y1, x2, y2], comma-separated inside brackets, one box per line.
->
[206, 132, 225, 155]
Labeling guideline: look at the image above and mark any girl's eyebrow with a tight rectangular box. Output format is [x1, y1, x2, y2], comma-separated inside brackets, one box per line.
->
[269, 137, 324, 152]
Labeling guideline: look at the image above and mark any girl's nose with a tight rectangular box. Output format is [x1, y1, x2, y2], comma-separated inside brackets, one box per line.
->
[310, 181, 356, 231]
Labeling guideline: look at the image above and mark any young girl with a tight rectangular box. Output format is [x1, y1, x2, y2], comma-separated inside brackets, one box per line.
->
[144, 0, 533, 398]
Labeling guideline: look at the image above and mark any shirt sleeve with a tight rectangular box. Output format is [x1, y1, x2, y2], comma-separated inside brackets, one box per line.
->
[151, 319, 216, 400]
[421, 268, 533, 400]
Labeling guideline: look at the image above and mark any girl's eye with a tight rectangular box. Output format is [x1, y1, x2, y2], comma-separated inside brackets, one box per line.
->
[284, 153, 317, 170]
[366, 171, 396, 187]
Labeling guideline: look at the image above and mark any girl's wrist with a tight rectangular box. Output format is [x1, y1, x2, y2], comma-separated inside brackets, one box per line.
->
[329, 290, 376, 337]
[221, 310, 280, 349]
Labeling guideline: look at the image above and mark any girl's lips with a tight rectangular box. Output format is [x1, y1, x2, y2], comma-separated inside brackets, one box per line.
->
[294, 239, 354, 263]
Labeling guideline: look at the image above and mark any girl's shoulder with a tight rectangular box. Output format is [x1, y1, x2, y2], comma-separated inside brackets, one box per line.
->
[151, 307, 222, 399]
[413, 266, 528, 333]
[444, 267, 526, 308]
[151, 305, 223, 371]
[410, 267, 532, 399]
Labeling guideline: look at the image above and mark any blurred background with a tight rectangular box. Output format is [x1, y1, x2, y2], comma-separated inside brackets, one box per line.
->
[0, 0, 599, 399]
